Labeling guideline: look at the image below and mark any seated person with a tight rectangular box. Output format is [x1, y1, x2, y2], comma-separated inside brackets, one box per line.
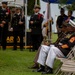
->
[35, 32, 75, 74]
[29, 39, 51, 69]
[30, 32, 72, 69]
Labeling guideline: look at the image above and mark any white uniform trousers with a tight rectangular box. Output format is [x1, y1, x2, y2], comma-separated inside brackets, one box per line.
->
[37, 45, 64, 68]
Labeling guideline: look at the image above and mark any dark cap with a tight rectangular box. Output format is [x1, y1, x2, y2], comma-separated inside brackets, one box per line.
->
[60, 8, 64, 12]
[2, 1, 8, 5]
[34, 5, 41, 9]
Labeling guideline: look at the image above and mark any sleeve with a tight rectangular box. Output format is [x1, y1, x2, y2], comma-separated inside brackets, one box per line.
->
[67, 36, 75, 47]
[5, 9, 11, 23]
[61, 36, 75, 49]
[56, 16, 60, 27]
[11, 16, 14, 27]
[29, 15, 33, 29]
[22, 16, 25, 25]
[21, 16, 25, 29]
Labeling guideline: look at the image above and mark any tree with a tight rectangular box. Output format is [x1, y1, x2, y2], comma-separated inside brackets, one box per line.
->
[58, 0, 75, 11]
[28, 0, 40, 15]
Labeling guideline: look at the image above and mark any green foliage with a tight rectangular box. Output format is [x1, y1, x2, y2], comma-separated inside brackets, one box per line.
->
[28, 0, 40, 15]
[58, 0, 75, 11]
[27, 0, 35, 15]
[59, 0, 68, 4]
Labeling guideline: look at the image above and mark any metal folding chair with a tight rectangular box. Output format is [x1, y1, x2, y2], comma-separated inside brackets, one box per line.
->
[55, 46, 75, 75]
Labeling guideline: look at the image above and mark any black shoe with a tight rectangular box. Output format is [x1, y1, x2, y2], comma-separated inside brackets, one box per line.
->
[2, 47, 6, 50]
[28, 64, 39, 69]
[32, 68, 45, 72]
[20, 49, 23, 51]
[42, 67, 53, 74]
[13, 48, 17, 50]
[32, 65, 45, 72]
[3, 48, 6, 50]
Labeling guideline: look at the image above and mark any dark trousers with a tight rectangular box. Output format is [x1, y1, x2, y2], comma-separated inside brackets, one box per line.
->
[13, 30, 23, 50]
[31, 34, 43, 51]
[1, 29, 8, 50]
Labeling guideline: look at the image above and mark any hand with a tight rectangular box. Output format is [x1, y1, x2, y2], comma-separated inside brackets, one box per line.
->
[0, 24, 4, 27]
[19, 21, 23, 25]
[30, 21, 34, 24]
[30, 29, 32, 32]
[10, 28, 13, 32]
[2, 21, 6, 24]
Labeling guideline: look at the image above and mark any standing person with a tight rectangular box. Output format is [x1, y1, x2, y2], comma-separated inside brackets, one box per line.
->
[64, 10, 75, 23]
[56, 8, 67, 38]
[0, 1, 11, 50]
[29, 5, 43, 51]
[11, 8, 25, 51]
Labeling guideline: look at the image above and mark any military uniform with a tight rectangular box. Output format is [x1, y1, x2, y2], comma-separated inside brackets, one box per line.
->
[0, 3, 10, 50]
[29, 13, 43, 51]
[11, 13, 25, 50]
[37, 33, 75, 74]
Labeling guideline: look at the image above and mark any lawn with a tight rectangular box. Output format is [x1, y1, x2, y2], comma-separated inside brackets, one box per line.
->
[0, 33, 59, 75]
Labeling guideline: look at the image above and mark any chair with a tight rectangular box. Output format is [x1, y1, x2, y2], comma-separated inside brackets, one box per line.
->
[59, 62, 75, 75]
[55, 46, 75, 75]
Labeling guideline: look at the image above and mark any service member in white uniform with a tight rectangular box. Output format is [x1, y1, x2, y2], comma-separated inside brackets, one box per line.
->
[36, 33, 75, 74]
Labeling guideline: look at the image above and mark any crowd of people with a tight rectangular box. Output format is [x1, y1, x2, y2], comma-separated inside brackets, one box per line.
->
[0, 1, 25, 50]
[29, 6, 75, 74]
[0, 1, 75, 74]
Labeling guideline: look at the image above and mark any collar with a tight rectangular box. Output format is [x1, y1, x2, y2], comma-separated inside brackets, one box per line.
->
[17, 13, 20, 15]
[2, 7, 6, 10]
[35, 13, 39, 15]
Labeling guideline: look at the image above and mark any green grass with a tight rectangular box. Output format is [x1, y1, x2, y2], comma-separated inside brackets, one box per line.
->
[0, 33, 59, 75]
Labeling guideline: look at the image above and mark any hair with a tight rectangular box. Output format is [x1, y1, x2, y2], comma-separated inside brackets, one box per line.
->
[60, 8, 64, 12]
[68, 10, 73, 15]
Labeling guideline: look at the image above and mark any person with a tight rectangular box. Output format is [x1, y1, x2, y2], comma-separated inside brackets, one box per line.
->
[64, 10, 75, 23]
[42, 17, 53, 40]
[11, 7, 25, 51]
[29, 5, 43, 51]
[42, 21, 48, 40]
[56, 8, 67, 37]
[0, 1, 11, 50]
[34, 32, 75, 74]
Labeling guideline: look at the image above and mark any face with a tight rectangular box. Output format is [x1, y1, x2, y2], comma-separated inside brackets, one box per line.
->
[16, 9, 20, 13]
[2, 4, 7, 8]
[68, 11, 72, 17]
[34, 8, 40, 13]
[60, 11, 64, 15]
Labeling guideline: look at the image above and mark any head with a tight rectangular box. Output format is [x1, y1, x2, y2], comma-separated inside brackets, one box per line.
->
[60, 8, 65, 16]
[16, 8, 21, 13]
[12, 8, 16, 14]
[68, 10, 73, 17]
[33, 5, 41, 13]
[2, 1, 8, 8]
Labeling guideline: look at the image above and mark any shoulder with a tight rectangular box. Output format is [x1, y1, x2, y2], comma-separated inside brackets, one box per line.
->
[38, 13, 43, 17]
[0, 7, 2, 11]
[71, 16, 75, 19]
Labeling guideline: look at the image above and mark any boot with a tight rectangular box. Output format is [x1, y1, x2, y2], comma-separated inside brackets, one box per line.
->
[42, 66, 53, 74]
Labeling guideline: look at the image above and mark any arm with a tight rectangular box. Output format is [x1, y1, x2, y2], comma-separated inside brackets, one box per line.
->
[61, 36, 75, 49]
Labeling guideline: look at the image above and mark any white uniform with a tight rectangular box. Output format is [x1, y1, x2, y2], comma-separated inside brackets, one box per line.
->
[42, 27, 47, 37]
[37, 45, 64, 68]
